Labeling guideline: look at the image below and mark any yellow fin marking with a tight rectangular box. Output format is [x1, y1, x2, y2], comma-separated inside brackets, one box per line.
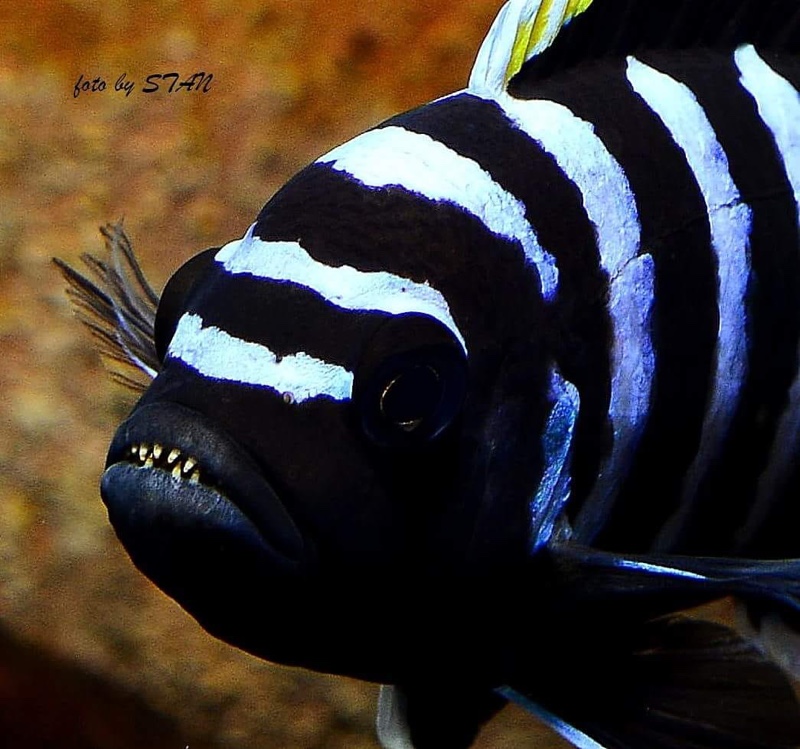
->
[469, 0, 597, 97]
[505, 0, 597, 83]
[508, 19, 537, 84]
[530, 0, 559, 49]
[565, 0, 594, 19]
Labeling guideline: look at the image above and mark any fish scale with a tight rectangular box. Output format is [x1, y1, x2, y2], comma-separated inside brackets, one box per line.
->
[56, 1, 800, 748]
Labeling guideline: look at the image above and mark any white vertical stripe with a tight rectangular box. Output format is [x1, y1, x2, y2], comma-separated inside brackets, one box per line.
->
[579, 253, 655, 538]
[167, 313, 354, 402]
[482, 91, 654, 541]
[626, 57, 753, 550]
[216, 223, 467, 353]
[529, 367, 580, 551]
[735, 45, 800, 545]
[317, 125, 560, 299]
[735, 45, 800, 207]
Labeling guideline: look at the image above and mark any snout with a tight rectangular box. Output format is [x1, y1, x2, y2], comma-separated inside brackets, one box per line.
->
[103, 402, 309, 569]
[101, 401, 320, 660]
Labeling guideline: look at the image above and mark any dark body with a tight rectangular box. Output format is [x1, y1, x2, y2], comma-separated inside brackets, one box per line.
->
[59, 2, 800, 747]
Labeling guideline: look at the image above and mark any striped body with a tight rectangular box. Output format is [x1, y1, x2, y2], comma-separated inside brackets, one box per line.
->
[68, 3, 800, 746]
[167, 45, 800, 565]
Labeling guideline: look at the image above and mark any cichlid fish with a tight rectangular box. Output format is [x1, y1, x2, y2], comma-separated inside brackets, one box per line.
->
[57, 0, 800, 747]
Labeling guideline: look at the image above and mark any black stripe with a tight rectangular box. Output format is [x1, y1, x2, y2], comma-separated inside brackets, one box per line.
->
[515, 57, 720, 553]
[254, 160, 547, 362]
[186, 267, 392, 368]
[643, 50, 800, 555]
[385, 93, 614, 528]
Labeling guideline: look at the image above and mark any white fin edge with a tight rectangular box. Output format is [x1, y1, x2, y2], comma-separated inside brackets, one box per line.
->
[468, 0, 595, 98]
[377, 685, 416, 749]
[497, 686, 607, 749]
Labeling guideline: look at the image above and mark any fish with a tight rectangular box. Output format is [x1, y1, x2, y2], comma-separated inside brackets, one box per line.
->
[55, 0, 800, 747]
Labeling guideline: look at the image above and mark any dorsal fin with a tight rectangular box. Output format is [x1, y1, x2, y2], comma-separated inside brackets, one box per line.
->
[469, 0, 800, 98]
[469, 0, 596, 96]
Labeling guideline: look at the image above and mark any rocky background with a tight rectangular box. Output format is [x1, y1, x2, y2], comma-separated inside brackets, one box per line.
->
[0, 1, 566, 747]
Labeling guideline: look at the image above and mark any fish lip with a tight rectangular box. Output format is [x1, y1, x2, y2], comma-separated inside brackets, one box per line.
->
[103, 401, 310, 568]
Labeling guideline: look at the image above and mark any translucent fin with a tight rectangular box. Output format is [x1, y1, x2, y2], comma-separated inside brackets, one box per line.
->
[737, 603, 800, 681]
[468, 0, 595, 97]
[53, 221, 160, 392]
[377, 683, 505, 749]
[377, 686, 415, 749]
[505, 617, 800, 749]
[551, 542, 800, 622]
[753, 614, 800, 679]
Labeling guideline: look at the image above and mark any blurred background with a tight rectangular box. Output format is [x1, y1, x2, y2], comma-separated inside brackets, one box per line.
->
[0, 1, 564, 746]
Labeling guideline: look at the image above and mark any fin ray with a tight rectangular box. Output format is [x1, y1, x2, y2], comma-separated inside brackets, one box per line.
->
[54, 222, 160, 391]
[551, 543, 800, 621]
[469, 0, 596, 96]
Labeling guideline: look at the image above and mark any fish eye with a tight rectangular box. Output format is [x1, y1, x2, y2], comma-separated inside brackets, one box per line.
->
[154, 247, 219, 362]
[354, 313, 467, 448]
[379, 365, 443, 432]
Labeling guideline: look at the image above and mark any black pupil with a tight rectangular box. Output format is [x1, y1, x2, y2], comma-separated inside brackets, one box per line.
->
[380, 365, 441, 431]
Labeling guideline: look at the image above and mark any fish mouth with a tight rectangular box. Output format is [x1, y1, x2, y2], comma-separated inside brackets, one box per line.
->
[101, 402, 310, 587]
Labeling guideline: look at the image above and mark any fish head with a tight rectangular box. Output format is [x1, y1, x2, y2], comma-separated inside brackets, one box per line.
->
[100, 210, 471, 681]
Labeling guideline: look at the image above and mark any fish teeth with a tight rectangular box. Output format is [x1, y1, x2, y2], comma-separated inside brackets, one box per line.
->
[128, 443, 205, 487]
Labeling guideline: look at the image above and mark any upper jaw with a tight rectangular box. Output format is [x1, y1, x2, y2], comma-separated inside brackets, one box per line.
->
[102, 401, 311, 572]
